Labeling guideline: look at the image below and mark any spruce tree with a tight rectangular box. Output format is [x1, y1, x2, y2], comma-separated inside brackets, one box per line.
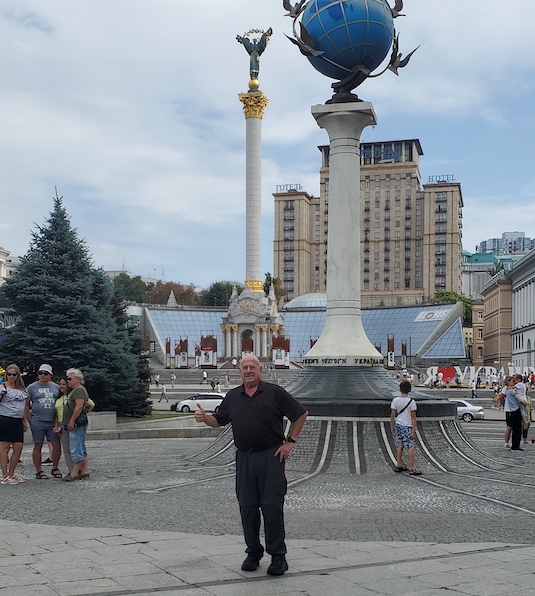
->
[0, 195, 151, 416]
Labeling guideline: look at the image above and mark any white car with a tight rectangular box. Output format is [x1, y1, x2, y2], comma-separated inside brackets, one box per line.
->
[171, 393, 226, 413]
[449, 399, 485, 422]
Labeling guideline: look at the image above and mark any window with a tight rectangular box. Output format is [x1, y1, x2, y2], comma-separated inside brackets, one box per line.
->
[395, 221, 400, 227]
[478, 312, 483, 320]
[315, 204, 320, 211]
[477, 347, 483, 358]
[365, 176, 370, 188]
[478, 329, 483, 339]
[436, 191, 447, 202]
[315, 214, 320, 221]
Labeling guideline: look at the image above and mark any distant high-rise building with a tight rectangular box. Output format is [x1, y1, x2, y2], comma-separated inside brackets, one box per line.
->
[476, 232, 534, 256]
[273, 139, 463, 306]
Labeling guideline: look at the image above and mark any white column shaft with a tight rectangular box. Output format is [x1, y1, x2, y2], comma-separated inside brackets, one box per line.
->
[245, 116, 262, 282]
[305, 103, 382, 366]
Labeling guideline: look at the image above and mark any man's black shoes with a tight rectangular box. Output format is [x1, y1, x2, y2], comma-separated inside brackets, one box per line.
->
[241, 553, 262, 571]
[267, 555, 288, 576]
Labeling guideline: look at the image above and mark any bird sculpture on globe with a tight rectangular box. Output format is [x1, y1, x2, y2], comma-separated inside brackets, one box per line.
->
[284, 0, 418, 102]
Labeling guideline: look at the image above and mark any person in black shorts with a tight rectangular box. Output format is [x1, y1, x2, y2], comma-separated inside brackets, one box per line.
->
[195, 354, 308, 576]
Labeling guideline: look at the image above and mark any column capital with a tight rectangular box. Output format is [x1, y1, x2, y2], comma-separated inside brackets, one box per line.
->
[239, 92, 269, 119]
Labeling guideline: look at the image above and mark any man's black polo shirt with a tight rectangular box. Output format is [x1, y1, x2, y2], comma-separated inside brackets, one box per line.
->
[212, 381, 307, 451]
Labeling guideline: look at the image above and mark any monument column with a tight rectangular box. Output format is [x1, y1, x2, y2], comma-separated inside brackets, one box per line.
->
[305, 103, 383, 365]
[238, 92, 269, 292]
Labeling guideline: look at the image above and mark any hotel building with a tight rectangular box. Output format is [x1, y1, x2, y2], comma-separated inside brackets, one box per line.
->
[273, 139, 463, 307]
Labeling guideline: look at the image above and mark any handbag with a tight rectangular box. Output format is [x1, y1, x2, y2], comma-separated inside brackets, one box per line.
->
[75, 405, 89, 427]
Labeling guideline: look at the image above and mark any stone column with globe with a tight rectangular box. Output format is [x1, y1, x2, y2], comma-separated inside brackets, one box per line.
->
[283, 0, 453, 420]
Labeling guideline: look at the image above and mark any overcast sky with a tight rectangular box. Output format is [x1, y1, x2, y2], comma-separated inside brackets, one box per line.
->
[1, 1, 534, 287]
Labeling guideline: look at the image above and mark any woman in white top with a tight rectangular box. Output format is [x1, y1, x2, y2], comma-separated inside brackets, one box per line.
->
[0, 364, 28, 485]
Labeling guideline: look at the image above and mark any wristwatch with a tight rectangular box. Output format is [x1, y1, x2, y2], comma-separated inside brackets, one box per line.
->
[286, 436, 296, 443]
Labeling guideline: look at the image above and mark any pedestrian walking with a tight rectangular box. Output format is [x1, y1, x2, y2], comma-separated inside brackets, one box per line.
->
[170, 373, 176, 388]
[158, 385, 168, 402]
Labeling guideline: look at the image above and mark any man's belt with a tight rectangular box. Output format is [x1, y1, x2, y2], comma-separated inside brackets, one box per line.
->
[241, 440, 283, 453]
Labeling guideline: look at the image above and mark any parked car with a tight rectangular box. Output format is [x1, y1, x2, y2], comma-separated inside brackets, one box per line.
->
[171, 392, 226, 413]
[449, 399, 485, 422]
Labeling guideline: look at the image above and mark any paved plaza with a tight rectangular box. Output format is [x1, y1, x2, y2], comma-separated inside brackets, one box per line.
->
[2, 419, 535, 595]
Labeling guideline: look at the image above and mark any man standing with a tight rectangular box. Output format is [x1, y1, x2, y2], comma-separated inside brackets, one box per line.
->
[26, 364, 62, 479]
[170, 373, 176, 389]
[195, 355, 307, 576]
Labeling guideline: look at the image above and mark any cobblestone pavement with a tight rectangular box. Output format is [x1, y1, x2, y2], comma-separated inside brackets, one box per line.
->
[3, 425, 535, 595]
[5, 427, 535, 544]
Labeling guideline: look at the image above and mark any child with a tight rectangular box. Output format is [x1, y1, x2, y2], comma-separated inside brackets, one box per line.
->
[390, 381, 421, 475]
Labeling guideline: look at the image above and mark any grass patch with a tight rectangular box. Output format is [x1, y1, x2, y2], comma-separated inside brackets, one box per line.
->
[117, 412, 185, 424]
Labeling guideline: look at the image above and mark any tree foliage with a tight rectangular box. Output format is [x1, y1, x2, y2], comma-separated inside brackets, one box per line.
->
[0, 196, 151, 417]
[487, 261, 505, 277]
[142, 281, 201, 305]
[202, 281, 243, 307]
[433, 290, 473, 327]
[263, 272, 286, 301]
[112, 272, 153, 302]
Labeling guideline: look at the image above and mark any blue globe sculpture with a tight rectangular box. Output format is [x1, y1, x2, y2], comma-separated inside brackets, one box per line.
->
[301, 0, 394, 82]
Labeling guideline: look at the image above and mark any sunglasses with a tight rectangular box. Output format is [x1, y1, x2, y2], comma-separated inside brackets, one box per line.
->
[6, 372, 18, 377]
[38, 371, 50, 376]
[66, 377, 76, 381]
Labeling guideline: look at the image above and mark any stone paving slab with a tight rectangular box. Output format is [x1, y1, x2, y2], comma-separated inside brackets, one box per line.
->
[1, 520, 535, 596]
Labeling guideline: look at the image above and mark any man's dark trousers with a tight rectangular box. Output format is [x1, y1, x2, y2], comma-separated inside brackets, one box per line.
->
[236, 446, 287, 557]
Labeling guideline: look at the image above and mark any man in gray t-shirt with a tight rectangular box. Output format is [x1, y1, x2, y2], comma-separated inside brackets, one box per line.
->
[26, 364, 61, 479]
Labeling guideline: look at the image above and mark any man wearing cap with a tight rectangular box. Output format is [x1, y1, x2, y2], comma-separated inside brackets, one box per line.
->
[26, 364, 62, 479]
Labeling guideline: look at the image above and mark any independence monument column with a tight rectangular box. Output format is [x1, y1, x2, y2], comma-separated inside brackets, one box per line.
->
[237, 28, 272, 293]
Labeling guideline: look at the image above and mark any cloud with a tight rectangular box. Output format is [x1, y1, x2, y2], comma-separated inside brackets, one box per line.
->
[1, 0, 534, 287]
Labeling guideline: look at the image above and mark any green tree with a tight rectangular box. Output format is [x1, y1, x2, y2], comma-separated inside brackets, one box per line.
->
[202, 281, 243, 306]
[263, 272, 286, 301]
[113, 272, 153, 302]
[142, 281, 201, 305]
[487, 261, 505, 277]
[0, 285, 9, 308]
[433, 290, 473, 327]
[0, 195, 151, 417]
